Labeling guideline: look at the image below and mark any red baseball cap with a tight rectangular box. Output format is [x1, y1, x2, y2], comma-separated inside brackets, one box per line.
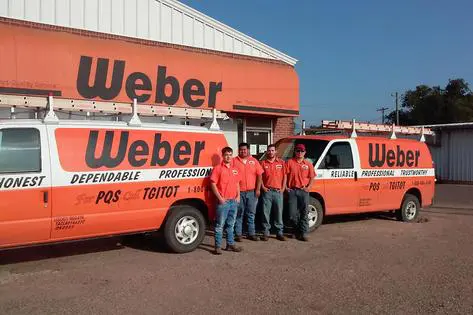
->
[295, 144, 306, 151]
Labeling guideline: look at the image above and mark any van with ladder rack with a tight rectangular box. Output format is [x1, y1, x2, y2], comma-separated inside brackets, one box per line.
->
[0, 94, 229, 253]
[272, 120, 436, 231]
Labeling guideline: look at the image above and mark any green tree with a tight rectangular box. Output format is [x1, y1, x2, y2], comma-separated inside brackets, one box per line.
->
[386, 79, 473, 125]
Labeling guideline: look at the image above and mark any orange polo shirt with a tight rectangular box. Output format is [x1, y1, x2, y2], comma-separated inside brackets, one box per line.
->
[233, 156, 264, 192]
[286, 158, 315, 189]
[261, 158, 285, 190]
[210, 162, 241, 199]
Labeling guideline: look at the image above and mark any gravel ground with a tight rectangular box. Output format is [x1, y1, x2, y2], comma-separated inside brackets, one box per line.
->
[1, 207, 473, 315]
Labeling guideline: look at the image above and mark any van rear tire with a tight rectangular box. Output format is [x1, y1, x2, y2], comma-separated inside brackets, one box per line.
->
[397, 194, 420, 222]
[308, 197, 324, 232]
[163, 205, 206, 253]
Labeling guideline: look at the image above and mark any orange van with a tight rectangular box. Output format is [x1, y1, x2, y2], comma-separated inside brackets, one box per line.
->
[0, 119, 227, 253]
[273, 135, 435, 231]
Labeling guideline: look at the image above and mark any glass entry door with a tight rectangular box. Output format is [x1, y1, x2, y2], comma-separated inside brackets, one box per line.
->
[246, 129, 270, 159]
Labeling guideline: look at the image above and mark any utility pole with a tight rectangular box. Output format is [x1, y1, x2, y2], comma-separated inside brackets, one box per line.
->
[377, 107, 389, 124]
[391, 92, 399, 125]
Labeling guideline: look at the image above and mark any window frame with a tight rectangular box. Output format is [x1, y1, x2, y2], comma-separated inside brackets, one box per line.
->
[0, 127, 42, 175]
[319, 141, 354, 170]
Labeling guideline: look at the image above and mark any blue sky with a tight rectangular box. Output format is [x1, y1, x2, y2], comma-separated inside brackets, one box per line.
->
[180, 0, 473, 128]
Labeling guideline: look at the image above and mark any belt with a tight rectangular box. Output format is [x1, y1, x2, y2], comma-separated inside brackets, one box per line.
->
[267, 187, 281, 192]
[241, 189, 255, 193]
[290, 187, 305, 190]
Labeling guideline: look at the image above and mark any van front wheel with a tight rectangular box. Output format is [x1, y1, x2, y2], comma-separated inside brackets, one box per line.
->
[163, 206, 206, 253]
[308, 197, 324, 232]
[397, 194, 420, 222]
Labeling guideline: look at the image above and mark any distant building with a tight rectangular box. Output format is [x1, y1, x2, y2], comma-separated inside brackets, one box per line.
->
[424, 123, 473, 184]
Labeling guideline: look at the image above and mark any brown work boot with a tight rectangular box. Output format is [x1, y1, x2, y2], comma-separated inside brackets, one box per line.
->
[225, 244, 242, 252]
[296, 235, 309, 242]
[248, 235, 260, 241]
[214, 248, 223, 255]
[261, 235, 269, 241]
[234, 235, 242, 242]
[276, 235, 286, 241]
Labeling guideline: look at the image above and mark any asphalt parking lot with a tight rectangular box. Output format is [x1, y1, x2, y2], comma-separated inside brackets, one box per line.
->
[1, 185, 473, 314]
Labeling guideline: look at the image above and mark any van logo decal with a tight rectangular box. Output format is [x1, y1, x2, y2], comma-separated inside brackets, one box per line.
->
[85, 130, 206, 169]
[368, 144, 420, 168]
[77, 56, 223, 107]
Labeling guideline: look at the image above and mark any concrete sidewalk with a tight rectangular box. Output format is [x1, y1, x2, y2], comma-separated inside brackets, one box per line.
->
[432, 184, 473, 210]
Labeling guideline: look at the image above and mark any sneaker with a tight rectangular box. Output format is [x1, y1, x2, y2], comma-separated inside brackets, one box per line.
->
[225, 244, 242, 252]
[276, 235, 286, 241]
[261, 235, 269, 241]
[248, 235, 260, 241]
[296, 235, 309, 242]
[214, 248, 223, 255]
[235, 235, 242, 242]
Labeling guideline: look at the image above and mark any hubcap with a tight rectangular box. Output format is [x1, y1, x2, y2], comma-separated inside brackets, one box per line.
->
[175, 216, 199, 245]
[405, 201, 417, 220]
[307, 205, 318, 228]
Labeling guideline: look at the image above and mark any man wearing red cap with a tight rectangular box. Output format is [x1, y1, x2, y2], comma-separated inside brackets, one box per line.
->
[285, 143, 315, 241]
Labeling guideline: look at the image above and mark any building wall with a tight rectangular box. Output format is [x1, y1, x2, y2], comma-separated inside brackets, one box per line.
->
[0, 0, 296, 65]
[428, 128, 473, 184]
[273, 117, 295, 143]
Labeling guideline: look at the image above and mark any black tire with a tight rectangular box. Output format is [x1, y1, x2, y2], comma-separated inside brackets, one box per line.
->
[308, 197, 324, 232]
[163, 205, 206, 253]
[396, 194, 420, 222]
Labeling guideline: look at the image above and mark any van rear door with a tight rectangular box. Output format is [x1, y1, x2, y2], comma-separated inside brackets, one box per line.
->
[0, 125, 52, 247]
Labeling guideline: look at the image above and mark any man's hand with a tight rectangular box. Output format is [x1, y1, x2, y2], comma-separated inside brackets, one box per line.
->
[219, 198, 227, 205]
[303, 186, 310, 192]
[261, 186, 269, 193]
[255, 189, 261, 198]
[236, 196, 240, 204]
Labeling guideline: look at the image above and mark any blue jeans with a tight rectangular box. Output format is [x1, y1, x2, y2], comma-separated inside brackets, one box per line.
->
[214, 199, 238, 248]
[235, 191, 257, 237]
[262, 189, 284, 236]
[288, 188, 309, 235]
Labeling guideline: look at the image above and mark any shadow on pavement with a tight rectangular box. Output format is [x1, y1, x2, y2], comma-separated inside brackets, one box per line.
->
[0, 237, 126, 265]
[0, 231, 221, 265]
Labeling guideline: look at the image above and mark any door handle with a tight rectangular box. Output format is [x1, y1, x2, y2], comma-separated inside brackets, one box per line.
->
[354, 171, 358, 181]
[43, 191, 49, 206]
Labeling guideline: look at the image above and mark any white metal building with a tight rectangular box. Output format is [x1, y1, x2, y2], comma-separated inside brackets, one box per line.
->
[426, 123, 473, 184]
[0, 0, 299, 154]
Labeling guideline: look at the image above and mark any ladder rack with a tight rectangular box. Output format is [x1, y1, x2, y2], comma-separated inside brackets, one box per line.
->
[0, 93, 228, 130]
[301, 119, 433, 142]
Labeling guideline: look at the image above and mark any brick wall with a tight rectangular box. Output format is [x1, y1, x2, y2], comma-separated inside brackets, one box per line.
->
[273, 117, 295, 143]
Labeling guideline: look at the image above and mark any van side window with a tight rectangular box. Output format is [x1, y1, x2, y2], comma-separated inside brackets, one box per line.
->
[0, 128, 41, 173]
[320, 142, 353, 169]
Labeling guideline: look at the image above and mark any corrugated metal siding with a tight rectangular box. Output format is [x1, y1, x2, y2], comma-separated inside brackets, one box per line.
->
[428, 129, 473, 183]
[0, 0, 297, 65]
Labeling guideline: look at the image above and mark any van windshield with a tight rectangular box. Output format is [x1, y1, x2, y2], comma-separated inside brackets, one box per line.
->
[262, 138, 329, 165]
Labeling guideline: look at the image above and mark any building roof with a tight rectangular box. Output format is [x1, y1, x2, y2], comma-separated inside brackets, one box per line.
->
[413, 122, 473, 130]
[0, 0, 297, 66]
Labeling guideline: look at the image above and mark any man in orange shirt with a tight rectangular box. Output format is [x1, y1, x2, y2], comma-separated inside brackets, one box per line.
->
[260, 144, 286, 241]
[233, 142, 264, 241]
[210, 147, 243, 255]
[286, 143, 315, 241]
